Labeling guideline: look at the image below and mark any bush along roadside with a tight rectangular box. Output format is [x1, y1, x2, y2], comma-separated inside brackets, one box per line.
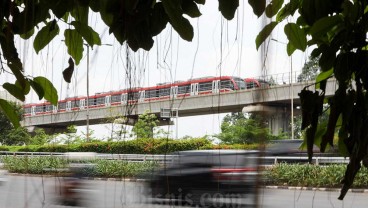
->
[0, 156, 160, 178]
[3, 156, 368, 189]
[265, 163, 368, 188]
[2, 138, 260, 154]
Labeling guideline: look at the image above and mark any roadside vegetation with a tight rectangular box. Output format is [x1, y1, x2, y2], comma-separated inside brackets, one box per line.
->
[2, 155, 368, 189]
[1, 156, 159, 178]
[265, 163, 368, 188]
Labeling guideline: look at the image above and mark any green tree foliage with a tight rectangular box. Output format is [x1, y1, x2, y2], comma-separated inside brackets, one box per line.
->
[250, 0, 368, 199]
[297, 56, 320, 82]
[4, 127, 31, 145]
[0, 102, 27, 145]
[30, 128, 56, 145]
[215, 112, 284, 144]
[132, 110, 159, 139]
[0, 0, 239, 127]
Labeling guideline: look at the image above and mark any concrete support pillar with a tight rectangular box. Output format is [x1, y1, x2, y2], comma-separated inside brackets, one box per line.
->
[242, 104, 292, 135]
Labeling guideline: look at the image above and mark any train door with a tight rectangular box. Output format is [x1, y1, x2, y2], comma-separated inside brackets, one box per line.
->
[66, 101, 71, 111]
[138, 91, 145, 103]
[212, 80, 220, 93]
[31, 106, 36, 116]
[105, 95, 111, 106]
[170, 86, 178, 98]
[80, 99, 85, 109]
[190, 83, 199, 96]
[121, 93, 127, 104]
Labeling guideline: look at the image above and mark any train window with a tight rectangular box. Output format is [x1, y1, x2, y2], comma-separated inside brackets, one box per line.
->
[24, 107, 32, 114]
[96, 97, 104, 105]
[159, 88, 170, 97]
[88, 98, 95, 106]
[220, 80, 234, 90]
[111, 94, 121, 103]
[34, 105, 43, 113]
[246, 81, 256, 89]
[105, 95, 111, 106]
[198, 82, 212, 92]
[58, 102, 66, 110]
[45, 105, 53, 112]
[71, 100, 79, 108]
[233, 78, 246, 90]
[178, 85, 190, 94]
[127, 92, 139, 101]
[146, 90, 158, 98]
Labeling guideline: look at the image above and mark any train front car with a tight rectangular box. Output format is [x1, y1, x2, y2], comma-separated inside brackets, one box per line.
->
[231, 77, 247, 90]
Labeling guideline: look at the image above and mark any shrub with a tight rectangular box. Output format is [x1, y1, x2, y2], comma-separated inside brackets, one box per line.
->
[1, 156, 68, 174]
[265, 163, 368, 188]
[6, 138, 262, 154]
[0, 146, 9, 151]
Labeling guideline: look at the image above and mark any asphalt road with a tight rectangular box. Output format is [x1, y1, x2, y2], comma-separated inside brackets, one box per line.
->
[0, 175, 367, 208]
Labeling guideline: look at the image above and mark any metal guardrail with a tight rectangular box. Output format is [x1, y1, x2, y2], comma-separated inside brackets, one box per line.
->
[0, 151, 349, 165]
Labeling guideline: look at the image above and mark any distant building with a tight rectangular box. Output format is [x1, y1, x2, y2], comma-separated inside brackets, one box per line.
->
[0, 89, 22, 104]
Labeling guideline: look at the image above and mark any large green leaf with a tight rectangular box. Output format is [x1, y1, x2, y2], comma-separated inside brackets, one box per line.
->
[62, 57, 75, 83]
[149, 2, 169, 36]
[49, 0, 73, 19]
[162, 0, 194, 41]
[12, 2, 50, 35]
[265, 0, 284, 18]
[71, 5, 89, 25]
[286, 42, 296, 56]
[256, 21, 278, 50]
[2, 83, 25, 101]
[33, 77, 58, 105]
[71, 21, 101, 47]
[0, 99, 20, 128]
[319, 45, 337, 71]
[64, 29, 84, 65]
[34, 20, 60, 54]
[284, 23, 307, 53]
[218, 0, 239, 20]
[29, 80, 44, 100]
[194, 0, 205, 4]
[310, 15, 343, 39]
[248, 0, 266, 17]
[276, 0, 300, 22]
[0, 29, 26, 90]
[15, 79, 30, 95]
[20, 28, 34, 40]
[315, 69, 333, 89]
[182, 0, 202, 18]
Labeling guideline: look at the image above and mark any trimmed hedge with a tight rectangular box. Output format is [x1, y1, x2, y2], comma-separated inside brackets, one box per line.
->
[2, 156, 68, 174]
[265, 163, 368, 188]
[5, 138, 260, 154]
[1, 156, 159, 177]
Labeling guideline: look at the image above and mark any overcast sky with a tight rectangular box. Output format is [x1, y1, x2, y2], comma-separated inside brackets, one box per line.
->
[1, 1, 310, 139]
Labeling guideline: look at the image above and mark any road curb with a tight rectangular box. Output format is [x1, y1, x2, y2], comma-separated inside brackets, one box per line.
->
[5, 173, 368, 193]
